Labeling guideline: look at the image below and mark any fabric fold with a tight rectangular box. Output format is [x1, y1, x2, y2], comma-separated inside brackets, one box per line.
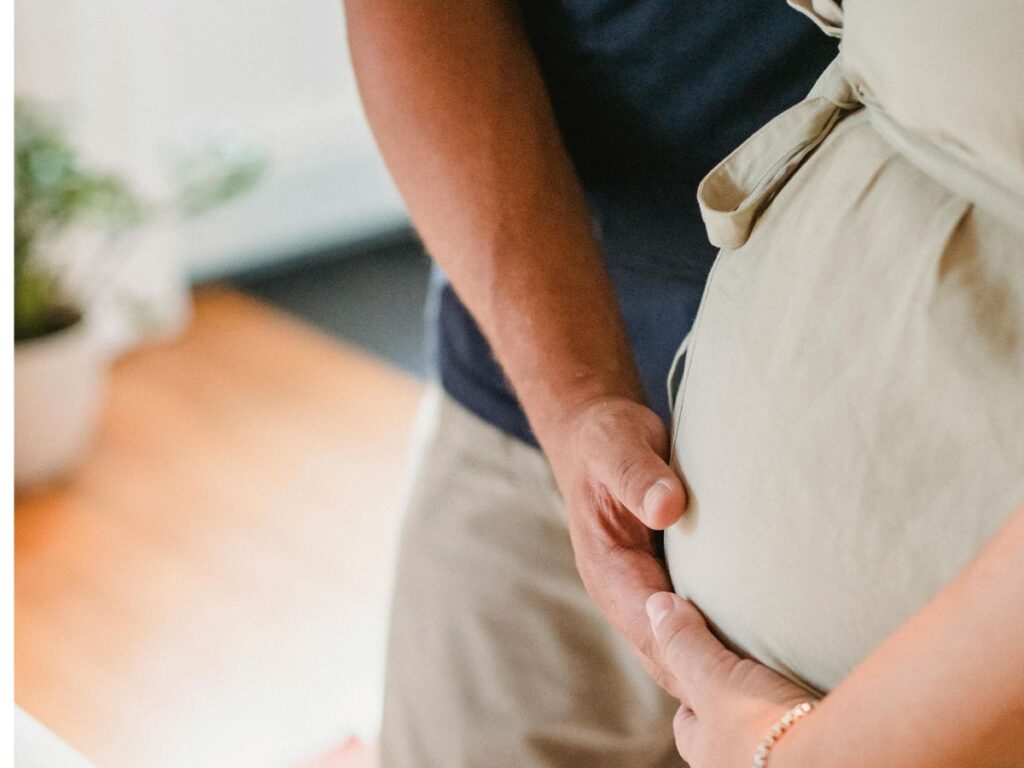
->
[786, 0, 844, 37]
[696, 58, 859, 249]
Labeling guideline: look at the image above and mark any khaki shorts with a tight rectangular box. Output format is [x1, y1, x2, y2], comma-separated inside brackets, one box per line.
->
[379, 387, 681, 768]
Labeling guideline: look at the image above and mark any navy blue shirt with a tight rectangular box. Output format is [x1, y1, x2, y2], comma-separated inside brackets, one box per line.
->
[436, 1, 837, 444]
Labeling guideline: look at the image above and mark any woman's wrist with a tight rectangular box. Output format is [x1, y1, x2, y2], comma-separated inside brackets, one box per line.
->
[766, 700, 827, 768]
[753, 702, 817, 767]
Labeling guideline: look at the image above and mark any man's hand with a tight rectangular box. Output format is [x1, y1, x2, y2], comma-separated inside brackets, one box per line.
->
[346, 0, 686, 689]
[541, 395, 687, 693]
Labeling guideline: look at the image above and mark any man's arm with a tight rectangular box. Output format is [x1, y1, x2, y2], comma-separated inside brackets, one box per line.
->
[344, 0, 686, 685]
[345, 0, 636, 432]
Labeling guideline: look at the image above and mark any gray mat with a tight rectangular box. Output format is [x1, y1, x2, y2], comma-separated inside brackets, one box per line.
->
[234, 230, 431, 378]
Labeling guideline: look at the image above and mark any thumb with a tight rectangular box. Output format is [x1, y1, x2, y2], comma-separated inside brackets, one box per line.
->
[594, 430, 686, 530]
[646, 592, 736, 690]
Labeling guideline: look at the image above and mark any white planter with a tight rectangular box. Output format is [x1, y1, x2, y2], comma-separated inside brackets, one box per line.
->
[15, 317, 110, 488]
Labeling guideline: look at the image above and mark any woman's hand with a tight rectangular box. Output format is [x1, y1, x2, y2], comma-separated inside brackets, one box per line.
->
[646, 592, 815, 767]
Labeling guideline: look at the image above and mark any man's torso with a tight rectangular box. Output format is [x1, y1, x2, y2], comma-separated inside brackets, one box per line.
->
[437, 0, 837, 443]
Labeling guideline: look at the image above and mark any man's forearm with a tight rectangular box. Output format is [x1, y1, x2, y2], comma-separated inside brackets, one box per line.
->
[344, 0, 643, 446]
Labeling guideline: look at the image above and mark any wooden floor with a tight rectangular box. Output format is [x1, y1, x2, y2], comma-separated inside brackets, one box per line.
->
[15, 288, 424, 767]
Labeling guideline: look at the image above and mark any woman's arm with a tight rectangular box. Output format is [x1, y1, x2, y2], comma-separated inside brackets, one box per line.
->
[646, 503, 1024, 767]
[777, 502, 1024, 767]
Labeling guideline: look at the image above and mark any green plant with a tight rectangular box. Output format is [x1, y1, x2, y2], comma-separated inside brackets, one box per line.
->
[14, 98, 266, 342]
[170, 139, 266, 218]
[15, 99, 143, 341]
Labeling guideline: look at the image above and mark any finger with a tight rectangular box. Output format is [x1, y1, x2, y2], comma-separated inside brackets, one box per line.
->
[646, 592, 738, 692]
[672, 705, 699, 764]
[632, 645, 684, 702]
[590, 421, 686, 530]
[577, 539, 676, 684]
[633, 643, 693, 710]
[571, 507, 680, 695]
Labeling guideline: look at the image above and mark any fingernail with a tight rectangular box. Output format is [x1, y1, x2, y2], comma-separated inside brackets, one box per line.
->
[646, 592, 675, 629]
[642, 481, 671, 522]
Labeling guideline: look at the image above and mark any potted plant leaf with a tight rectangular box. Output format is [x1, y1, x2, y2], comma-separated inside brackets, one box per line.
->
[14, 98, 265, 487]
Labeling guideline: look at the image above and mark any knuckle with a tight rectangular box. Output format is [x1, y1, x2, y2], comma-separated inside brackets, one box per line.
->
[723, 657, 762, 688]
[589, 483, 619, 518]
[612, 454, 650, 502]
[661, 610, 705, 658]
[576, 403, 617, 446]
[673, 707, 696, 759]
[702, 646, 741, 685]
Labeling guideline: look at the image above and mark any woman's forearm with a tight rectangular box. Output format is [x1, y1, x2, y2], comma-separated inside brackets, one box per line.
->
[777, 504, 1024, 767]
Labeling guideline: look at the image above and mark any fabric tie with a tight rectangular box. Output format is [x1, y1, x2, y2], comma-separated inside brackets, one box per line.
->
[696, 56, 858, 249]
[697, 0, 1024, 249]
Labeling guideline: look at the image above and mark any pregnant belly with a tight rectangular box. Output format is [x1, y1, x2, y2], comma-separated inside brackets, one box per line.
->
[664, 110, 1024, 695]
[662, 474, 982, 696]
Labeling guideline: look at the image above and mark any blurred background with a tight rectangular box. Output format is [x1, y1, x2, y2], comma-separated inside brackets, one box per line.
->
[14, 1, 430, 765]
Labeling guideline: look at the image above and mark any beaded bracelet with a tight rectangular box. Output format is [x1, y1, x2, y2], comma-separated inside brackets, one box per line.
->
[753, 701, 816, 767]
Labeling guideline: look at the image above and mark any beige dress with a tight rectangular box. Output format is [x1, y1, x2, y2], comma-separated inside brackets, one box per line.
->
[665, 0, 1024, 696]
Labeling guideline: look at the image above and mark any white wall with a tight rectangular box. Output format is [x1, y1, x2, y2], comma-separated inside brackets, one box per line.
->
[15, 0, 406, 286]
